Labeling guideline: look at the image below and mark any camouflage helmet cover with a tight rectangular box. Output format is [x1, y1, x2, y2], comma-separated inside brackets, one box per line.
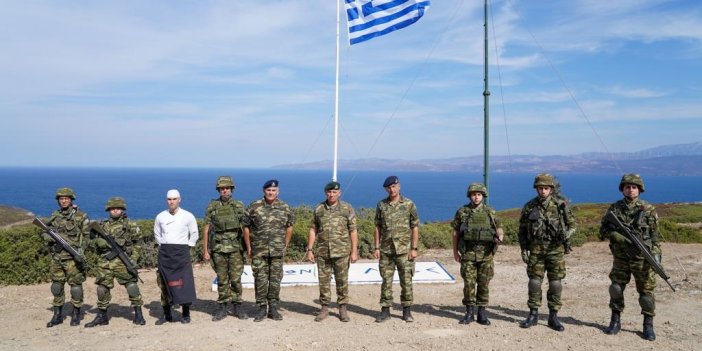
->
[533, 173, 555, 188]
[55, 187, 76, 200]
[619, 173, 645, 193]
[216, 176, 235, 190]
[466, 182, 488, 197]
[105, 196, 127, 211]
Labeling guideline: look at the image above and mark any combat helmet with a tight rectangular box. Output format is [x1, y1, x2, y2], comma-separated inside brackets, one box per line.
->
[619, 173, 645, 193]
[105, 196, 127, 211]
[466, 182, 488, 197]
[533, 173, 555, 188]
[55, 187, 76, 200]
[216, 176, 235, 190]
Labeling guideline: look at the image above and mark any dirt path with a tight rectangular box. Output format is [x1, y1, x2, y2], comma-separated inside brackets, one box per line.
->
[1, 243, 700, 351]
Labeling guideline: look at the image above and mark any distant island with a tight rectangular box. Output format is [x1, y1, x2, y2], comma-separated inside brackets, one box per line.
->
[273, 142, 702, 176]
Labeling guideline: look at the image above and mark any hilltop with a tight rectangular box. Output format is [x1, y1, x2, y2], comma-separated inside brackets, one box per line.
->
[0, 205, 34, 228]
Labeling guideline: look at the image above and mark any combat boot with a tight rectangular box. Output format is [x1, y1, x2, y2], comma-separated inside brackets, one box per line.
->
[547, 309, 564, 332]
[375, 307, 390, 323]
[519, 308, 538, 328]
[231, 303, 247, 320]
[46, 306, 63, 328]
[603, 310, 621, 335]
[155, 305, 173, 325]
[314, 305, 329, 322]
[643, 315, 656, 341]
[84, 308, 109, 328]
[459, 305, 474, 325]
[212, 303, 228, 321]
[268, 305, 283, 321]
[181, 304, 191, 324]
[402, 306, 414, 323]
[339, 304, 350, 322]
[69, 306, 81, 326]
[253, 305, 267, 322]
[477, 306, 491, 326]
[133, 306, 146, 326]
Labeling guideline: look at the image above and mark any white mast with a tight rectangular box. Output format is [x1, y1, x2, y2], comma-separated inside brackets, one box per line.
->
[332, 0, 341, 182]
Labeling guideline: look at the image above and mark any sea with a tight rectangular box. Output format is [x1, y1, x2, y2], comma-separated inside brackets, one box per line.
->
[1, 167, 700, 222]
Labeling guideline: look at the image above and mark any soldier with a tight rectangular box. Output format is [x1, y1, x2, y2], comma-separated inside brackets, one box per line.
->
[203, 176, 248, 321]
[85, 197, 146, 327]
[305, 181, 359, 322]
[451, 182, 504, 325]
[518, 173, 576, 332]
[44, 187, 89, 327]
[243, 179, 295, 322]
[373, 176, 420, 323]
[599, 174, 661, 341]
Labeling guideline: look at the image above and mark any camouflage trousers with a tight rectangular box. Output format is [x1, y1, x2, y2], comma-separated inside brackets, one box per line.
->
[379, 252, 415, 307]
[93, 258, 143, 309]
[49, 258, 86, 307]
[526, 242, 566, 311]
[460, 254, 494, 307]
[210, 251, 245, 304]
[316, 254, 350, 306]
[608, 256, 657, 316]
[251, 255, 284, 306]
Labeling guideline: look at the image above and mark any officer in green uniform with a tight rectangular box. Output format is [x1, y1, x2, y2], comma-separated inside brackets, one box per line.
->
[373, 176, 420, 323]
[44, 187, 89, 327]
[518, 173, 576, 332]
[85, 197, 146, 327]
[306, 181, 359, 322]
[599, 174, 661, 341]
[243, 179, 295, 322]
[451, 182, 504, 326]
[203, 176, 248, 321]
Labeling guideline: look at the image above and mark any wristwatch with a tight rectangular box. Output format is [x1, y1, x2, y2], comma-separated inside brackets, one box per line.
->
[305, 248, 312, 252]
[411, 247, 418, 251]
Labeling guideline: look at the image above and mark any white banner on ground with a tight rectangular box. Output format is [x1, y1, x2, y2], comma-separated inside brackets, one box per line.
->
[212, 261, 455, 291]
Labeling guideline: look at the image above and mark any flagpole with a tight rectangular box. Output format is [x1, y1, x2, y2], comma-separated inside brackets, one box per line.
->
[332, 0, 341, 182]
[483, 0, 491, 201]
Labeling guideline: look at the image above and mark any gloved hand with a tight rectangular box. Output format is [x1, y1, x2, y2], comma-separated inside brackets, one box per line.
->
[563, 241, 573, 254]
[521, 249, 530, 264]
[609, 231, 632, 245]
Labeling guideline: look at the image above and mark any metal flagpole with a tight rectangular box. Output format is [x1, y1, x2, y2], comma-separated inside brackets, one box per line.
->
[333, 0, 341, 182]
[483, 0, 491, 201]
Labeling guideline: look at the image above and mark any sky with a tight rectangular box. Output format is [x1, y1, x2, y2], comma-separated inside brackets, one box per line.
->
[1, 0, 701, 168]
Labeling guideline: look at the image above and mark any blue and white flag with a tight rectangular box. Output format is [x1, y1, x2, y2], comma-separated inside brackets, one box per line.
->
[345, 0, 430, 45]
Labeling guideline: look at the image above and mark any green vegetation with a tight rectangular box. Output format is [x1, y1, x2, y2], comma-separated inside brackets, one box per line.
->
[1, 202, 701, 285]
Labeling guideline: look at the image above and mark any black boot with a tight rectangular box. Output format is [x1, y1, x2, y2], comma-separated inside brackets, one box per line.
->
[604, 310, 621, 335]
[548, 309, 564, 332]
[268, 305, 283, 321]
[477, 306, 491, 326]
[375, 307, 390, 323]
[253, 305, 267, 322]
[520, 308, 538, 328]
[643, 315, 656, 341]
[181, 304, 191, 324]
[232, 303, 247, 320]
[46, 306, 63, 328]
[155, 305, 173, 325]
[212, 303, 228, 321]
[84, 308, 109, 328]
[459, 305, 475, 325]
[402, 306, 414, 323]
[69, 306, 81, 326]
[133, 306, 146, 326]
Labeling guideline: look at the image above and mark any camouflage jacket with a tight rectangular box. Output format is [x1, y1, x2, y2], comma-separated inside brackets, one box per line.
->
[204, 197, 246, 253]
[93, 217, 141, 263]
[452, 203, 501, 254]
[243, 198, 295, 257]
[312, 200, 357, 259]
[518, 195, 575, 249]
[375, 196, 419, 255]
[44, 207, 89, 260]
[599, 198, 661, 258]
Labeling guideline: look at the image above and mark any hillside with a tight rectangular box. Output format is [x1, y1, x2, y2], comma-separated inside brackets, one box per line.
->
[0, 205, 34, 228]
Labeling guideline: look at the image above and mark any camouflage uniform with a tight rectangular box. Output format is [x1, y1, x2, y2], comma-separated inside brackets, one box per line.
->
[243, 198, 295, 308]
[311, 200, 357, 306]
[375, 196, 420, 308]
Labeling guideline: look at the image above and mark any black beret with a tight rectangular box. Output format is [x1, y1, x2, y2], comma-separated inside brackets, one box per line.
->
[324, 181, 341, 191]
[262, 179, 279, 189]
[383, 175, 399, 187]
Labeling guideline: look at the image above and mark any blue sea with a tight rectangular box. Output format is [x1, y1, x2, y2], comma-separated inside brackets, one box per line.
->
[1, 167, 700, 222]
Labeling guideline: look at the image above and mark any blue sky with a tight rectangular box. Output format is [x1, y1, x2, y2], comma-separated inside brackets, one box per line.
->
[1, 0, 700, 168]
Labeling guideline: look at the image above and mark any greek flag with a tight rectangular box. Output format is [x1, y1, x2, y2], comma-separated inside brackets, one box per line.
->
[345, 0, 430, 45]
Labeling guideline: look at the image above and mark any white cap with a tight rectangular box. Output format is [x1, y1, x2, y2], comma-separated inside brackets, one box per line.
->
[166, 189, 181, 199]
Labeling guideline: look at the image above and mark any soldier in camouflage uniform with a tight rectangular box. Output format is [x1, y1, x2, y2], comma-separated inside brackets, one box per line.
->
[203, 176, 248, 321]
[518, 173, 576, 332]
[373, 176, 420, 323]
[85, 197, 146, 327]
[599, 174, 661, 341]
[243, 179, 295, 322]
[43, 187, 89, 328]
[306, 181, 359, 322]
[451, 182, 504, 326]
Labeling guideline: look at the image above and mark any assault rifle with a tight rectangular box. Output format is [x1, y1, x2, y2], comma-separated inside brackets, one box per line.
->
[88, 222, 143, 283]
[605, 211, 676, 292]
[33, 217, 90, 268]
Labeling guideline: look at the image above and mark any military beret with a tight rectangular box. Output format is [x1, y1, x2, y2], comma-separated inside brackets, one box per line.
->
[262, 179, 279, 189]
[324, 181, 341, 191]
[383, 175, 399, 187]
